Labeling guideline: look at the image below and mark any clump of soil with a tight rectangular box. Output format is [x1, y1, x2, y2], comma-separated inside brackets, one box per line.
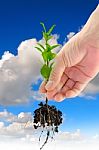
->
[33, 97, 63, 150]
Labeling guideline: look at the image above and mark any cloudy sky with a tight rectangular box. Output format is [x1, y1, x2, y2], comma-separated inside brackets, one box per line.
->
[0, 0, 99, 150]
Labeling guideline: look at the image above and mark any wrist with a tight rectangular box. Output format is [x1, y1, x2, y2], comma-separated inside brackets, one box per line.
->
[80, 5, 99, 50]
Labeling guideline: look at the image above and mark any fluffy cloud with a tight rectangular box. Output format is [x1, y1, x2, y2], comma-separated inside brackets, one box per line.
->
[0, 110, 35, 141]
[0, 110, 99, 150]
[0, 31, 99, 106]
[55, 129, 83, 142]
[0, 109, 33, 123]
[32, 91, 46, 101]
[80, 74, 99, 99]
[0, 110, 85, 145]
[0, 109, 83, 142]
[0, 39, 42, 105]
[0, 110, 84, 143]
[0, 35, 60, 105]
[83, 74, 99, 94]
[67, 32, 75, 40]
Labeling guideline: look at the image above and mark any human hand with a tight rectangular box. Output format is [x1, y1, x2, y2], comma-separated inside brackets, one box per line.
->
[39, 5, 99, 101]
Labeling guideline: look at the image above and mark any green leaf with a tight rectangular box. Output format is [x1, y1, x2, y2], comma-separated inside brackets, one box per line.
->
[40, 22, 46, 33]
[40, 64, 51, 79]
[37, 43, 45, 50]
[35, 47, 42, 53]
[46, 43, 51, 51]
[45, 44, 60, 52]
[48, 51, 56, 61]
[50, 44, 60, 50]
[47, 35, 53, 41]
[42, 52, 47, 62]
[51, 53, 56, 58]
[38, 22, 58, 80]
[47, 24, 56, 36]
[47, 52, 56, 61]
[42, 51, 56, 62]
[43, 32, 48, 41]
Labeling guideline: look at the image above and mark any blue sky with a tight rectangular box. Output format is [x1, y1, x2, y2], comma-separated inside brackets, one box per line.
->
[0, 0, 98, 56]
[0, 0, 99, 142]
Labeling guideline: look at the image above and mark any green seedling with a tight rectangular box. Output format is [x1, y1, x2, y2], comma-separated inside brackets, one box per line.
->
[34, 23, 62, 150]
[35, 22, 60, 80]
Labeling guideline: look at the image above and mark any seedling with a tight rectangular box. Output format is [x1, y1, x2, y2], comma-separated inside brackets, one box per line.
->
[33, 22, 63, 150]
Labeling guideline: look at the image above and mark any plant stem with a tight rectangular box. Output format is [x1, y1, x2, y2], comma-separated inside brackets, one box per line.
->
[46, 97, 48, 105]
[46, 60, 48, 66]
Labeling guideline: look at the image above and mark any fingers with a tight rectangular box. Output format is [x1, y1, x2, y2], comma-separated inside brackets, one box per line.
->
[53, 81, 88, 102]
[65, 81, 87, 98]
[39, 80, 47, 93]
[46, 76, 75, 101]
[54, 93, 66, 102]
[46, 73, 68, 99]
[39, 72, 88, 102]
[61, 78, 75, 92]
[53, 78, 75, 101]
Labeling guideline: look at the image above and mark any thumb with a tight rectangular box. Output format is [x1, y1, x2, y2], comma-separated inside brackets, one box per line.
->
[45, 53, 65, 91]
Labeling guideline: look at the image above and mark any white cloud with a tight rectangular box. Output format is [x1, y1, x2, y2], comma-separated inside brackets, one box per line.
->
[0, 122, 4, 128]
[55, 129, 84, 142]
[63, 32, 75, 45]
[67, 32, 75, 40]
[0, 51, 14, 68]
[0, 30, 98, 106]
[0, 110, 99, 150]
[0, 35, 61, 106]
[0, 110, 83, 142]
[83, 75, 99, 94]
[80, 74, 99, 99]
[93, 134, 99, 140]
[0, 39, 42, 105]
[0, 109, 17, 122]
[0, 142, 99, 150]
[0, 124, 99, 150]
[32, 91, 46, 101]
[0, 110, 36, 141]
[0, 109, 33, 124]
[79, 93, 97, 100]
[78, 25, 84, 32]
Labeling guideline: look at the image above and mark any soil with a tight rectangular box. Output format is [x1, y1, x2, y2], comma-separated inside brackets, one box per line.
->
[33, 97, 63, 150]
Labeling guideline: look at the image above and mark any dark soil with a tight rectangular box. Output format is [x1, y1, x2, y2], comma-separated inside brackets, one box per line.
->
[33, 97, 63, 150]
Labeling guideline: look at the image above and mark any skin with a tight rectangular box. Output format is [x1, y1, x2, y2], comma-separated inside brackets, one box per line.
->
[39, 5, 99, 102]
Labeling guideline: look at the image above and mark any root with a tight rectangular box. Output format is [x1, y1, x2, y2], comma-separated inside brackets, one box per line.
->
[33, 97, 63, 150]
[39, 130, 44, 142]
[40, 130, 50, 150]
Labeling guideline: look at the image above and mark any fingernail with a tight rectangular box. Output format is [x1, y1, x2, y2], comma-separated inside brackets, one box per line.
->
[45, 81, 53, 90]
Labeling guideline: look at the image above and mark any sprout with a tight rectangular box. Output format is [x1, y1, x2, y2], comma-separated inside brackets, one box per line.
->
[34, 23, 62, 150]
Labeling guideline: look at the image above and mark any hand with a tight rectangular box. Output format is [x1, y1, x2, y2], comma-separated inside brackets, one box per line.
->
[39, 5, 99, 102]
